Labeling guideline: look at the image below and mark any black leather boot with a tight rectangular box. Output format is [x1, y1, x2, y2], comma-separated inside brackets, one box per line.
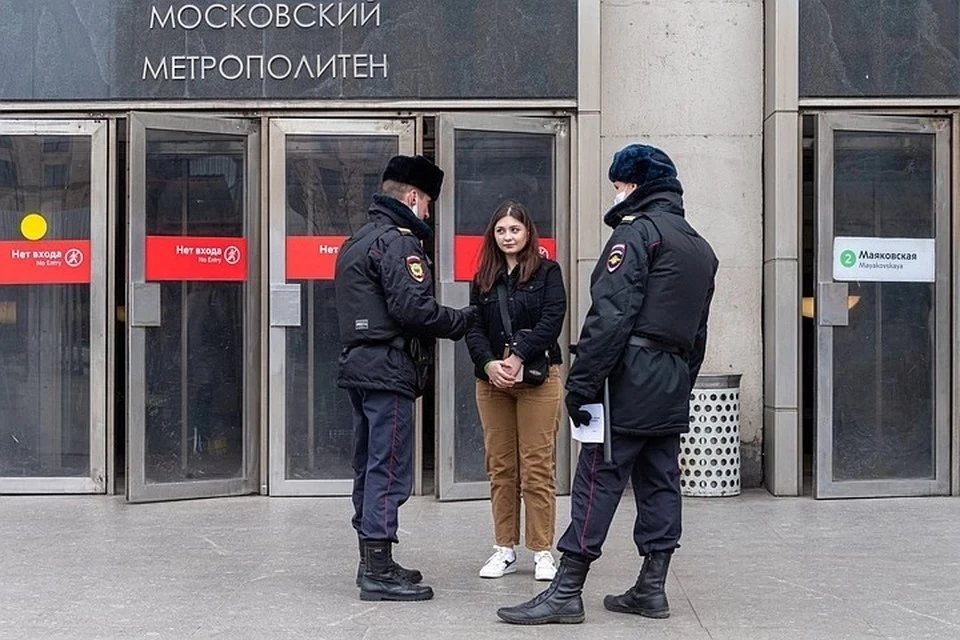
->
[603, 551, 672, 618]
[496, 554, 589, 625]
[356, 539, 423, 587]
[359, 540, 433, 602]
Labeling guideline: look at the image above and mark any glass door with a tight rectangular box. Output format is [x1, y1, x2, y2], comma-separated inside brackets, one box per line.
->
[127, 113, 260, 503]
[435, 114, 570, 500]
[814, 114, 950, 498]
[0, 120, 107, 493]
[267, 118, 414, 496]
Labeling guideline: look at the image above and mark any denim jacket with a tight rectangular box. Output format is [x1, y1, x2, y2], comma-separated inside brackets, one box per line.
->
[465, 259, 566, 381]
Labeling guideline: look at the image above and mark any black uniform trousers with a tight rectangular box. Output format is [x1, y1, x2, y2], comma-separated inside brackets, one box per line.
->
[348, 388, 414, 543]
[557, 432, 681, 561]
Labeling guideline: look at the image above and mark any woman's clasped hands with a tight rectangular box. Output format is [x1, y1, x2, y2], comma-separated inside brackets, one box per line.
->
[485, 353, 523, 388]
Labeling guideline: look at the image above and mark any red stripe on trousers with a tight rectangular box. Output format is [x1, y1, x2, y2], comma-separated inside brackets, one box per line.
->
[383, 393, 399, 537]
[579, 445, 601, 555]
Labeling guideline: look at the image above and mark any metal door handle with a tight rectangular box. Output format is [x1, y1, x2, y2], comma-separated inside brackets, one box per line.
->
[270, 283, 302, 327]
[817, 282, 849, 327]
[130, 282, 161, 327]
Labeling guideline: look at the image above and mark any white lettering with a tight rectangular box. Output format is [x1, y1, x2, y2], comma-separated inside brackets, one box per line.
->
[176, 245, 194, 255]
[352, 53, 369, 78]
[230, 3, 248, 28]
[339, 3, 358, 26]
[361, 2, 380, 27]
[197, 247, 223, 256]
[275, 3, 291, 27]
[151, 2, 382, 31]
[220, 55, 245, 80]
[318, 3, 335, 26]
[205, 4, 229, 29]
[294, 3, 316, 27]
[201, 56, 218, 79]
[187, 55, 203, 79]
[248, 3, 273, 28]
[294, 55, 315, 79]
[317, 54, 336, 78]
[370, 54, 387, 78]
[170, 56, 187, 80]
[150, 5, 176, 29]
[177, 4, 203, 30]
[337, 53, 350, 77]
[142, 56, 168, 80]
[246, 55, 264, 79]
[268, 54, 292, 79]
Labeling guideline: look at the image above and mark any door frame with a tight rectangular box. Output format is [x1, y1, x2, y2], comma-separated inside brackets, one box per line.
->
[434, 113, 571, 501]
[814, 113, 951, 498]
[126, 112, 261, 502]
[0, 119, 108, 494]
[266, 117, 415, 496]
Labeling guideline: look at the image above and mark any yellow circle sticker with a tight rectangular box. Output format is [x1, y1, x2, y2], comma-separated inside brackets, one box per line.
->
[20, 213, 48, 241]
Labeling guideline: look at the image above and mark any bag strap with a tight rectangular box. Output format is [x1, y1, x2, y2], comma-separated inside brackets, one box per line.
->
[495, 282, 513, 339]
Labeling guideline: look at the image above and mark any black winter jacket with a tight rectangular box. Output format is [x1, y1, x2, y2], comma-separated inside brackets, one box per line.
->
[566, 190, 718, 437]
[466, 259, 566, 381]
[335, 195, 472, 399]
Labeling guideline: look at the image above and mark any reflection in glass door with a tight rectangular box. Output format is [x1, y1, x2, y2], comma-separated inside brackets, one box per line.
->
[127, 113, 259, 503]
[0, 121, 107, 493]
[814, 114, 950, 498]
[435, 115, 570, 500]
[268, 119, 414, 496]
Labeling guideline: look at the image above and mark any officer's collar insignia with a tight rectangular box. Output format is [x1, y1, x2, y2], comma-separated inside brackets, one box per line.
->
[406, 255, 426, 282]
[606, 243, 626, 273]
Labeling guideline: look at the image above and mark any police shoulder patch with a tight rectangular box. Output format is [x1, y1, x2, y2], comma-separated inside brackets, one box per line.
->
[405, 255, 426, 282]
[606, 243, 626, 273]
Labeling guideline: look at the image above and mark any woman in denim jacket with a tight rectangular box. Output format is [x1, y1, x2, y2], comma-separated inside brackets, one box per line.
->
[466, 200, 567, 582]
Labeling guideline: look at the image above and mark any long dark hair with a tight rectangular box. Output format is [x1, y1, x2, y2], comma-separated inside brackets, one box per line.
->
[474, 200, 542, 294]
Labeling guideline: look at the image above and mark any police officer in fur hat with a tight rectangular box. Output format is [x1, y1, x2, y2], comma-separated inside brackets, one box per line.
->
[335, 155, 477, 602]
[497, 144, 718, 625]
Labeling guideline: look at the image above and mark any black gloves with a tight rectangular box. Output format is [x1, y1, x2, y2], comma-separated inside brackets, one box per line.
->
[565, 392, 592, 427]
[461, 305, 478, 329]
[449, 305, 478, 341]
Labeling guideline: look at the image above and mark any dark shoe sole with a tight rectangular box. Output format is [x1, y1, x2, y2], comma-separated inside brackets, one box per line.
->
[603, 598, 670, 619]
[360, 590, 434, 602]
[496, 612, 584, 625]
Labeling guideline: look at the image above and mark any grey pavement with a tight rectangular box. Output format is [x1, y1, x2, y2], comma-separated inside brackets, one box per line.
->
[2, 490, 959, 640]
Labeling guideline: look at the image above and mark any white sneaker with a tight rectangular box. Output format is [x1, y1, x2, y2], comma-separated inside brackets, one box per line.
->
[534, 550, 557, 581]
[479, 546, 517, 578]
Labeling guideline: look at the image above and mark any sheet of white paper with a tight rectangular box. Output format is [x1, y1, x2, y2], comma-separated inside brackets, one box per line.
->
[570, 403, 604, 443]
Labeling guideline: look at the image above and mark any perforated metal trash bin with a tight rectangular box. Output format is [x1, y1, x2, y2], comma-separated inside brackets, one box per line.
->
[680, 373, 741, 497]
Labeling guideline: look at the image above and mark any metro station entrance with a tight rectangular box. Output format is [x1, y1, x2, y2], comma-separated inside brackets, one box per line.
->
[803, 114, 952, 498]
[0, 120, 107, 494]
[126, 114, 260, 502]
[0, 112, 571, 502]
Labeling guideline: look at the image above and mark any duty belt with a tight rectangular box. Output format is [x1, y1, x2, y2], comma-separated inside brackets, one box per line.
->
[628, 335, 682, 355]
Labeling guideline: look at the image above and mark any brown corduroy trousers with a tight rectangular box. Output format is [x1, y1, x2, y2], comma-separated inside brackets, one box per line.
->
[475, 365, 562, 551]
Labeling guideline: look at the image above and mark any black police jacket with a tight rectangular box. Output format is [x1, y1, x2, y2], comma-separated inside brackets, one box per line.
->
[335, 195, 472, 399]
[566, 190, 718, 436]
[466, 259, 566, 380]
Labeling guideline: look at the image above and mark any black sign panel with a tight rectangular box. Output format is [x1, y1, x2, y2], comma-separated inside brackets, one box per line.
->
[800, 0, 960, 98]
[0, 0, 577, 101]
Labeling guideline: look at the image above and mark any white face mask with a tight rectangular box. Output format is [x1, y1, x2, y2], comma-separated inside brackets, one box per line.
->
[408, 196, 420, 218]
[613, 190, 628, 206]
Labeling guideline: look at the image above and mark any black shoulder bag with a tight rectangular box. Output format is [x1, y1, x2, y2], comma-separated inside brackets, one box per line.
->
[495, 283, 549, 386]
